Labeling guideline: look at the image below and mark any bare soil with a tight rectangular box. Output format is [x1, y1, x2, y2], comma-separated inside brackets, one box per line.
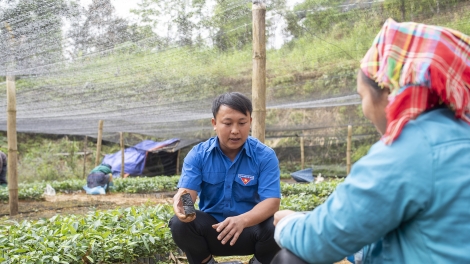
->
[0, 191, 174, 221]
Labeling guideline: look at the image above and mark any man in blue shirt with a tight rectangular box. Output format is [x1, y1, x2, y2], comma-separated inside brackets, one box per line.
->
[169, 92, 281, 264]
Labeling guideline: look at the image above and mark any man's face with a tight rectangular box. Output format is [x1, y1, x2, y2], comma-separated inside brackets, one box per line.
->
[211, 105, 252, 159]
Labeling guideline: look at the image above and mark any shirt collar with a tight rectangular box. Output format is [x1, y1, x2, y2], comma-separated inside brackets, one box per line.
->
[206, 136, 252, 158]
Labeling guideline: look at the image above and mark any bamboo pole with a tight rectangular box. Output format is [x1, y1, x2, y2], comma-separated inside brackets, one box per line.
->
[6, 75, 18, 216]
[347, 125, 352, 175]
[83, 136, 87, 178]
[300, 110, 306, 170]
[176, 150, 181, 175]
[251, 1, 266, 143]
[300, 136, 305, 170]
[95, 120, 103, 166]
[120, 132, 124, 178]
[400, 0, 406, 21]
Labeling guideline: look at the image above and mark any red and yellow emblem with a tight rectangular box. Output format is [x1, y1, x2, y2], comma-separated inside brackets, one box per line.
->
[238, 174, 254, 185]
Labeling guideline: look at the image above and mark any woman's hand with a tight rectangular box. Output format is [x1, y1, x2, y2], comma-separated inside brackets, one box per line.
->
[273, 210, 296, 226]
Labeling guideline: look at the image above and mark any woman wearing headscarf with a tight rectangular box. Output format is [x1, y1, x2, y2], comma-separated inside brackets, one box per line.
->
[271, 18, 470, 264]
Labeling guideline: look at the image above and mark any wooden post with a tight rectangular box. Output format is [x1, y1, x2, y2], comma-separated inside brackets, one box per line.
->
[95, 120, 103, 166]
[347, 125, 352, 175]
[400, 0, 405, 21]
[83, 136, 87, 178]
[251, 1, 266, 143]
[300, 110, 306, 170]
[120, 132, 124, 178]
[176, 150, 181, 175]
[300, 136, 305, 170]
[6, 75, 18, 216]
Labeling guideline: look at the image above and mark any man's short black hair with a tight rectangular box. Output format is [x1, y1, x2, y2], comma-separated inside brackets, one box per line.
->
[101, 163, 112, 169]
[212, 92, 253, 118]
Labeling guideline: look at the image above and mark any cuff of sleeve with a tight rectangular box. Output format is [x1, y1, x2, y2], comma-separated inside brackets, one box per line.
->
[274, 212, 306, 248]
[259, 195, 282, 201]
[177, 182, 201, 192]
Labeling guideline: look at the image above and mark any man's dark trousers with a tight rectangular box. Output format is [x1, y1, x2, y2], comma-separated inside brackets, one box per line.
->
[169, 210, 280, 264]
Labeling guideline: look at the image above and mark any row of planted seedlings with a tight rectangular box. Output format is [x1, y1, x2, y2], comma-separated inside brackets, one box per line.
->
[0, 176, 344, 263]
[0, 176, 181, 201]
[0, 205, 177, 264]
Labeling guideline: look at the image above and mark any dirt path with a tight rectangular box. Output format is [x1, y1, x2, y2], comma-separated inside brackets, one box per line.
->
[0, 191, 175, 221]
[45, 191, 175, 205]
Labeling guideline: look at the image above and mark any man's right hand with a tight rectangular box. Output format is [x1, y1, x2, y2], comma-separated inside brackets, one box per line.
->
[172, 188, 197, 223]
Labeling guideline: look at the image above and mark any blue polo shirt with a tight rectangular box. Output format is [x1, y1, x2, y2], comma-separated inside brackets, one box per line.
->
[178, 136, 281, 222]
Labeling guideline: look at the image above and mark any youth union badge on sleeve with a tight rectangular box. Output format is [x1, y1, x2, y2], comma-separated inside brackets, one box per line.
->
[238, 174, 254, 185]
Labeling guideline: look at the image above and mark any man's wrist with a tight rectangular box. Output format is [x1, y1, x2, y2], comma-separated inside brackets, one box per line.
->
[234, 214, 249, 227]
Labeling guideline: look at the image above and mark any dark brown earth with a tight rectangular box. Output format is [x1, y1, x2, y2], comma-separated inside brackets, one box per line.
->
[0, 191, 174, 221]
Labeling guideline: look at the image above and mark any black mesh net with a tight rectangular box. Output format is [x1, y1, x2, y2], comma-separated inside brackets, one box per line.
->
[1, 0, 469, 177]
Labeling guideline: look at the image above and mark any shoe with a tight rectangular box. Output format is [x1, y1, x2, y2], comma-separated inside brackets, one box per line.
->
[205, 256, 217, 264]
[205, 256, 243, 264]
[248, 256, 262, 264]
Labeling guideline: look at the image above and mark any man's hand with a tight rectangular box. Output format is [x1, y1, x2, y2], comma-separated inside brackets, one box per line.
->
[273, 210, 296, 226]
[212, 216, 246, 246]
[172, 189, 197, 223]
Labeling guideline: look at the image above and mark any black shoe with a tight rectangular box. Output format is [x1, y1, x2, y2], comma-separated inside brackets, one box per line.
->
[248, 256, 262, 264]
[206, 256, 243, 264]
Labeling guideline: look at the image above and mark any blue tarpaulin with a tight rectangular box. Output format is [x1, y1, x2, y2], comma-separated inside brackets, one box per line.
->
[102, 138, 179, 177]
[290, 168, 315, 183]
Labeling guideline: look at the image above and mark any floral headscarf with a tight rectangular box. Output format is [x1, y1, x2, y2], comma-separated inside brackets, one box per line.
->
[360, 18, 470, 144]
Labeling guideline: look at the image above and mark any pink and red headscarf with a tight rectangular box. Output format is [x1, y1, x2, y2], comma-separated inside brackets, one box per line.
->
[360, 18, 470, 144]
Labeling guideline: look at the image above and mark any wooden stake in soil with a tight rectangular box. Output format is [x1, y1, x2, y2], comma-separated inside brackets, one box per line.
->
[347, 125, 352, 175]
[251, 1, 266, 143]
[95, 120, 104, 166]
[83, 136, 87, 179]
[120, 132, 124, 178]
[176, 150, 181, 175]
[301, 111, 306, 170]
[6, 75, 18, 216]
[300, 136, 305, 170]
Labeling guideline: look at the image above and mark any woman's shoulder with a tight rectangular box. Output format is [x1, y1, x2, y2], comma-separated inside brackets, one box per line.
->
[408, 108, 470, 146]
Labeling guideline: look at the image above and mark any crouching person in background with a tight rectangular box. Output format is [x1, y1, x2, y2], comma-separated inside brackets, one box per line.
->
[84, 163, 113, 195]
[169, 92, 281, 264]
[0, 151, 7, 187]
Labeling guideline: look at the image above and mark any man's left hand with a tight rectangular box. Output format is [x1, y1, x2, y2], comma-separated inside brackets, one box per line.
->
[212, 216, 246, 246]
